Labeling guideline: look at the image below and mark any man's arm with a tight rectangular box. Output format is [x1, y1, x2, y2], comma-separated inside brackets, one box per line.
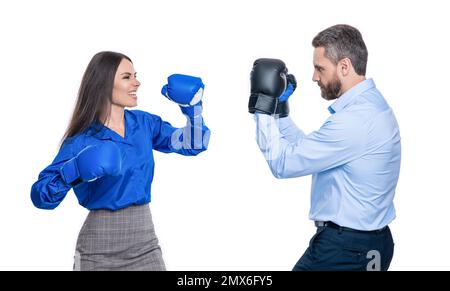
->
[254, 113, 365, 178]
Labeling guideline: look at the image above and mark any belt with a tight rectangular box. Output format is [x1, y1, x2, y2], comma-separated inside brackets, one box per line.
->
[314, 221, 387, 233]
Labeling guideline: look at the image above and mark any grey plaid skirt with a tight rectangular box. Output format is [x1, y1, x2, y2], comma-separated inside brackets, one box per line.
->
[74, 204, 166, 271]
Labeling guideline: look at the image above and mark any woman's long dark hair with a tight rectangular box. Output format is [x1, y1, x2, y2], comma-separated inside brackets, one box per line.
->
[62, 51, 132, 143]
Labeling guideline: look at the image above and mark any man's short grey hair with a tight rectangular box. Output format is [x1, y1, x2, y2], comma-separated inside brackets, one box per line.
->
[312, 24, 368, 76]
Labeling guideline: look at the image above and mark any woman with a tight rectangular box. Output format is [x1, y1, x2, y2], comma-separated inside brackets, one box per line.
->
[30, 51, 210, 271]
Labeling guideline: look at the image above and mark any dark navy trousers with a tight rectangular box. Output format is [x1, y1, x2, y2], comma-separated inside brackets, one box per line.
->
[293, 224, 394, 271]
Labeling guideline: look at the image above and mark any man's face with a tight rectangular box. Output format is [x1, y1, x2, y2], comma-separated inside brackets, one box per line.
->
[312, 47, 342, 100]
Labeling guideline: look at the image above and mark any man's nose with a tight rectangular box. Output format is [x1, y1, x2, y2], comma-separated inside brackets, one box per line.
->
[312, 71, 319, 83]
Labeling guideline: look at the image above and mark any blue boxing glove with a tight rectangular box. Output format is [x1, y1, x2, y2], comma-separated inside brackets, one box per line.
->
[161, 74, 204, 118]
[59, 141, 122, 186]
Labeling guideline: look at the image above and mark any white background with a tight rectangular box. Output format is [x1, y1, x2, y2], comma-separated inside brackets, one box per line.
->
[0, 0, 448, 270]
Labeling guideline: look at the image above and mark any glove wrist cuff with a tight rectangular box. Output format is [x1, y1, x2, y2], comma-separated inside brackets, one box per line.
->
[275, 101, 289, 118]
[60, 158, 81, 186]
[248, 93, 289, 117]
[248, 93, 277, 114]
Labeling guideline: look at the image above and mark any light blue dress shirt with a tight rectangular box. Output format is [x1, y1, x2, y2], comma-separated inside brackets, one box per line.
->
[255, 79, 401, 230]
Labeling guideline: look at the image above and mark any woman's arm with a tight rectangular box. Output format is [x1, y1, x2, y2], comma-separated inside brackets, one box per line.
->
[151, 113, 210, 156]
[30, 139, 78, 209]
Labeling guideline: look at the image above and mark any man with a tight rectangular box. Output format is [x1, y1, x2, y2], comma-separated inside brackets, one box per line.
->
[248, 24, 401, 271]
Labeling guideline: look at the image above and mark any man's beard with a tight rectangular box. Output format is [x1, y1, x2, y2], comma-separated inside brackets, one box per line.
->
[319, 76, 342, 100]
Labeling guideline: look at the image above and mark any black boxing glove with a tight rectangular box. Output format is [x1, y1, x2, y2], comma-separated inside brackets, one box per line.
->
[248, 58, 288, 117]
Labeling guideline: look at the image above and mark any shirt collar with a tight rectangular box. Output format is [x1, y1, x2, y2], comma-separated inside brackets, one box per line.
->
[328, 78, 375, 114]
[86, 110, 138, 145]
